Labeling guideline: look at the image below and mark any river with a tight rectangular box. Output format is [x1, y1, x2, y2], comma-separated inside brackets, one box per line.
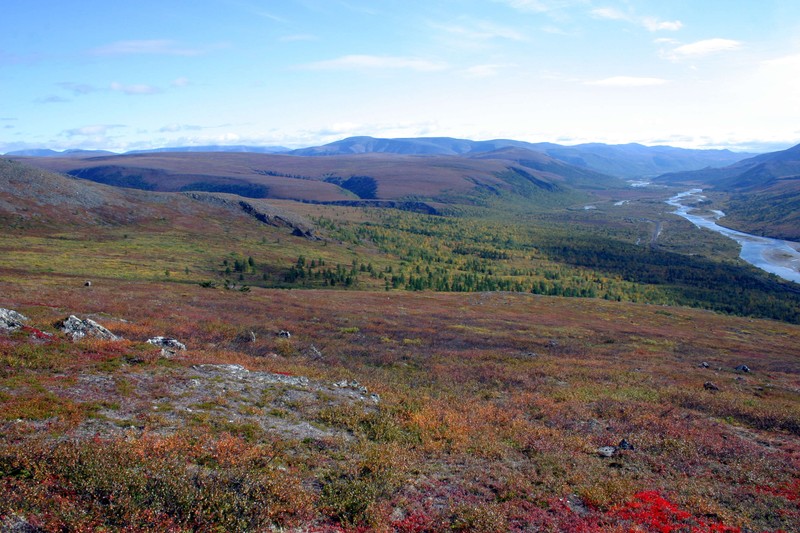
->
[666, 189, 800, 284]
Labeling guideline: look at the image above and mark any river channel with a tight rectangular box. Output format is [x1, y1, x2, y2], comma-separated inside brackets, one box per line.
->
[666, 189, 800, 284]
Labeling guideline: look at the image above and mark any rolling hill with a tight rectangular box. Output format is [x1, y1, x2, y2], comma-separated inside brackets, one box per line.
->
[8, 149, 622, 209]
[288, 135, 753, 178]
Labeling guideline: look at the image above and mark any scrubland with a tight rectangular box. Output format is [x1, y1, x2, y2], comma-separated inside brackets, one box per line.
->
[2, 275, 799, 531]
[1, 158, 799, 531]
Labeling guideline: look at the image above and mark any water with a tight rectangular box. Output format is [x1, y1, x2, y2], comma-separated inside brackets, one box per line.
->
[667, 189, 800, 284]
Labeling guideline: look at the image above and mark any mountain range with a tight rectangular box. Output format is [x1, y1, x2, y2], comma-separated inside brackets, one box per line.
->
[7, 135, 800, 238]
[6, 135, 753, 180]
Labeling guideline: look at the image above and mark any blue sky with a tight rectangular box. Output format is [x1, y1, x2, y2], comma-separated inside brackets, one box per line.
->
[2, 0, 799, 153]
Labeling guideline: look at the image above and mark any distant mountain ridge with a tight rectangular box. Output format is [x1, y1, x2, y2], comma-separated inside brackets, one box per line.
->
[126, 145, 289, 155]
[288, 136, 753, 178]
[6, 136, 754, 179]
[5, 148, 116, 158]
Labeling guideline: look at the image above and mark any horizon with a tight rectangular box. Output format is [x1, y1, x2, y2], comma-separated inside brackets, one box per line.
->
[2, 133, 784, 156]
[3, 1, 800, 154]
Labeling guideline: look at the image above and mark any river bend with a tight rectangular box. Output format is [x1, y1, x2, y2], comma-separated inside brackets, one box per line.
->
[667, 189, 800, 284]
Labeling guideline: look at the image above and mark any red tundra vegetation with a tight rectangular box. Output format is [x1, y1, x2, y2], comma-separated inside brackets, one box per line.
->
[1, 277, 799, 531]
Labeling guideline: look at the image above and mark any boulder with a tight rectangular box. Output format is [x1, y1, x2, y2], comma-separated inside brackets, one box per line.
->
[735, 364, 751, 373]
[56, 315, 119, 341]
[597, 446, 617, 458]
[704, 381, 720, 391]
[0, 308, 28, 332]
[698, 361, 710, 368]
[0, 513, 43, 532]
[277, 330, 291, 338]
[147, 336, 187, 357]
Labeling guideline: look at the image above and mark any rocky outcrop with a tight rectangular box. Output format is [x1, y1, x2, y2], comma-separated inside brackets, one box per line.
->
[56, 315, 120, 341]
[182, 192, 320, 240]
[0, 308, 28, 332]
[147, 336, 187, 357]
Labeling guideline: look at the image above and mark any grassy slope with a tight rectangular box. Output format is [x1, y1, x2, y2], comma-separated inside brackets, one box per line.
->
[1, 159, 800, 531]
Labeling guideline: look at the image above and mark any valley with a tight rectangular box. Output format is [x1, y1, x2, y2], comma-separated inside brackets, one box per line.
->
[1, 139, 800, 532]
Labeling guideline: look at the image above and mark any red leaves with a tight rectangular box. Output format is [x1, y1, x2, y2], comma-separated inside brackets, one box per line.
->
[608, 491, 741, 533]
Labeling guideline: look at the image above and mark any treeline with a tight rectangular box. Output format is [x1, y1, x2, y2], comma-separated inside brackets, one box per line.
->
[302, 208, 800, 323]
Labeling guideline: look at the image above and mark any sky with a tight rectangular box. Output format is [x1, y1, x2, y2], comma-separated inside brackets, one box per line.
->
[2, 0, 800, 154]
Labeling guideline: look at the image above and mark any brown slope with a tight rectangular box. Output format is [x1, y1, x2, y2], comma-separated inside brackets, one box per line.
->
[9, 150, 616, 204]
[0, 158, 317, 237]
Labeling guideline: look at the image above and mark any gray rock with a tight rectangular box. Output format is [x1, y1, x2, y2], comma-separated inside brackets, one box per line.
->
[735, 364, 751, 373]
[699, 361, 710, 368]
[618, 438, 635, 451]
[306, 344, 323, 359]
[564, 493, 590, 516]
[57, 315, 120, 341]
[147, 336, 187, 357]
[278, 329, 291, 338]
[597, 446, 616, 457]
[0, 513, 43, 532]
[704, 381, 720, 391]
[0, 308, 28, 332]
[84, 280, 92, 287]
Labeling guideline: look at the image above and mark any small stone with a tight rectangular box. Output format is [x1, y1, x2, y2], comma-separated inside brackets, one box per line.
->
[704, 381, 720, 391]
[597, 446, 616, 458]
[307, 344, 323, 359]
[84, 280, 92, 287]
[699, 361, 710, 368]
[147, 336, 186, 357]
[277, 330, 291, 338]
[735, 364, 751, 373]
[618, 439, 635, 451]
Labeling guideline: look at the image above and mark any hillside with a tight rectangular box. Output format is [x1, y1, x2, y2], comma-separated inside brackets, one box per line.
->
[8, 150, 622, 208]
[288, 136, 753, 178]
[3, 157, 800, 531]
[656, 143, 800, 240]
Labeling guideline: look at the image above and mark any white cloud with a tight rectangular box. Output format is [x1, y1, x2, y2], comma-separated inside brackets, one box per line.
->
[63, 124, 125, 137]
[110, 82, 162, 95]
[496, 0, 578, 13]
[670, 38, 742, 58]
[159, 123, 203, 133]
[90, 39, 203, 56]
[591, 7, 682, 32]
[642, 17, 682, 31]
[462, 64, 513, 78]
[300, 55, 447, 72]
[171, 77, 190, 87]
[591, 7, 627, 21]
[585, 76, 668, 87]
[431, 20, 526, 43]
